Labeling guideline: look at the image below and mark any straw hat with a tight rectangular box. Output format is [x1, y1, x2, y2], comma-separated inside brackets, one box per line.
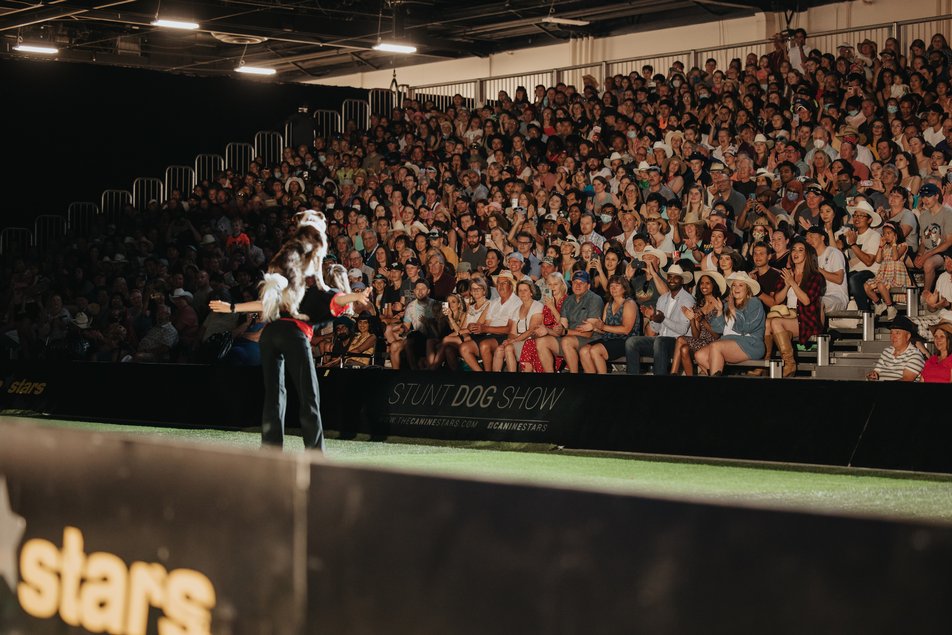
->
[664, 263, 693, 284]
[640, 245, 669, 269]
[695, 270, 727, 296]
[847, 199, 883, 228]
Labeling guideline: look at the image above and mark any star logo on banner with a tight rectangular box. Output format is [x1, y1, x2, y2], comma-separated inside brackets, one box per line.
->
[0, 476, 26, 592]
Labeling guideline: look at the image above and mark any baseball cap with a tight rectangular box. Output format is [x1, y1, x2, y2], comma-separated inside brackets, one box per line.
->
[506, 252, 525, 263]
[572, 271, 591, 284]
[919, 183, 941, 197]
[404, 257, 422, 267]
[347, 268, 363, 279]
[388, 261, 404, 271]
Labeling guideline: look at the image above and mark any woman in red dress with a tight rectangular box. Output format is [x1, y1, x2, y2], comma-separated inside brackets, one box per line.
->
[921, 322, 952, 383]
[520, 272, 567, 372]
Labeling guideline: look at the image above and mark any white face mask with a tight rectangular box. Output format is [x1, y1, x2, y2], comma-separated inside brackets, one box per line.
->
[813, 139, 826, 149]
[600, 214, 614, 225]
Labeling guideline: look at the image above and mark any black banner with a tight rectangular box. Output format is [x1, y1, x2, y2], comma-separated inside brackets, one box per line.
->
[0, 419, 303, 635]
[4, 361, 952, 473]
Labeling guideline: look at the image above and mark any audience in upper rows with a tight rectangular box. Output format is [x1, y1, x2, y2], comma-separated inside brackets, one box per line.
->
[3, 28, 952, 381]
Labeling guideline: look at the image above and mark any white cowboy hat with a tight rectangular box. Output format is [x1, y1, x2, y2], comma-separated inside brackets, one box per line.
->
[753, 133, 775, 148]
[664, 263, 693, 283]
[639, 246, 669, 269]
[652, 141, 673, 158]
[694, 270, 727, 296]
[561, 235, 581, 258]
[755, 168, 777, 183]
[846, 199, 883, 228]
[636, 161, 652, 171]
[726, 271, 761, 297]
[72, 312, 91, 329]
[603, 151, 632, 167]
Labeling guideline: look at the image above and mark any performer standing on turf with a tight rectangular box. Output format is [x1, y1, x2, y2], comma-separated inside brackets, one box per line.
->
[210, 211, 367, 451]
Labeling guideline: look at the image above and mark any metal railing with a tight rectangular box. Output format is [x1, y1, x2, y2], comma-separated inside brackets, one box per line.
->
[407, 14, 952, 106]
[164, 165, 196, 200]
[0, 227, 32, 257]
[225, 142, 254, 173]
[101, 189, 132, 221]
[313, 109, 342, 137]
[67, 202, 98, 235]
[195, 153, 224, 184]
[407, 81, 477, 112]
[369, 87, 404, 117]
[132, 177, 164, 211]
[341, 99, 370, 132]
[34, 215, 66, 250]
[254, 131, 284, 168]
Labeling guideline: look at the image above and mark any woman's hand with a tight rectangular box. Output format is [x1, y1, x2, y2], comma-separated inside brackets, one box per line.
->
[209, 300, 232, 314]
[682, 306, 696, 321]
[780, 267, 795, 287]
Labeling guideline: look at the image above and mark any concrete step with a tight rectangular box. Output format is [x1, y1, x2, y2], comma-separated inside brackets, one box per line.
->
[812, 365, 869, 381]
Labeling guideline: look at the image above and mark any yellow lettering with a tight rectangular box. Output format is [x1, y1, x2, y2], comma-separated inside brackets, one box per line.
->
[17, 538, 61, 619]
[33, 382, 46, 395]
[125, 562, 167, 635]
[80, 552, 127, 634]
[158, 569, 216, 635]
[59, 526, 86, 626]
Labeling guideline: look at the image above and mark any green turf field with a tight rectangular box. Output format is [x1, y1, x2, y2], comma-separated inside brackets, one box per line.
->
[22, 417, 952, 524]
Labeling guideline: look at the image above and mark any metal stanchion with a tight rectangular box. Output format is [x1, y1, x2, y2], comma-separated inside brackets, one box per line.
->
[816, 334, 830, 366]
[769, 360, 783, 378]
[906, 287, 920, 317]
[862, 312, 875, 341]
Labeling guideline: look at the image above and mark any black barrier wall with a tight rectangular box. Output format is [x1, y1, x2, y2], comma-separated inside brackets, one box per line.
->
[3, 361, 952, 473]
[0, 420, 303, 635]
[3, 420, 952, 634]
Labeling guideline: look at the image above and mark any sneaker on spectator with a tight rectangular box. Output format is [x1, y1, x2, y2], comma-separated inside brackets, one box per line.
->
[873, 302, 887, 316]
[884, 305, 898, 321]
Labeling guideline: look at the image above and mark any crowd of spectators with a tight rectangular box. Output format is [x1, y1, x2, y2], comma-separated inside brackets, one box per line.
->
[4, 28, 952, 382]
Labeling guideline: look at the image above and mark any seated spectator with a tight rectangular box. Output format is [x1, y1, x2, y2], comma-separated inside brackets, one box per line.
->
[921, 321, 952, 383]
[672, 270, 726, 376]
[388, 279, 439, 370]
[578, 275, 639, 374]
[914, 183, 952, 292]
[864, 221, 912, 320]
[459, 271, 519, 371]
[430, 292, 473, 370]
[169, 288, 200, 356]
[134, 304, 178, 362]
[535, 271, 604, 373]
[695, 271, 766, 376]
[843, 200, 883, 312]
[521, 272, 568, 373]
[493, 280, 544, 371]
[762, 240, 825, 376]
[625, 263, 695, 376]
[866, 316, 926, 381]
[804, 226, 848, 313]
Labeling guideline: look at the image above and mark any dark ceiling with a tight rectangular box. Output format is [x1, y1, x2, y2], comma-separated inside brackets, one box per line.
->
[0, 0, 837, 83]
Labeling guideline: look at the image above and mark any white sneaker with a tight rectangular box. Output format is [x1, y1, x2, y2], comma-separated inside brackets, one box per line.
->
[874, 302, 887, 316]
[884, 305, 898, 321]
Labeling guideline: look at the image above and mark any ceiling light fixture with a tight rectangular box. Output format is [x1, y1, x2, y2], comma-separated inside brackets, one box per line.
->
[235, 62, 276, 75]
[13, 43, 58, 54]
[372, 41, 417, 54]
[151, 18, 200, 30]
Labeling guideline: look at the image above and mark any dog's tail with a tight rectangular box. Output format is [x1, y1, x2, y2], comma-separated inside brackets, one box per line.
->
[259, 272, 289, 322]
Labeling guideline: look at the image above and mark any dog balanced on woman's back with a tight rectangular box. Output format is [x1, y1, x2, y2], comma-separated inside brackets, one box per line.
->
[259, 210, 328, 322]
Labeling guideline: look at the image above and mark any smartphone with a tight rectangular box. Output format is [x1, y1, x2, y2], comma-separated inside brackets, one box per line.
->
[748, 193, 757, 201]
[859, 180, 873, 187]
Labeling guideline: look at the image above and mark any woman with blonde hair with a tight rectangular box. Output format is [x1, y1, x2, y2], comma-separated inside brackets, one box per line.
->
[694, 272, 766, 376]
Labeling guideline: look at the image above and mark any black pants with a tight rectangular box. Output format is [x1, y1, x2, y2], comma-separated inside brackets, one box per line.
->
[259, 320, 324, 451]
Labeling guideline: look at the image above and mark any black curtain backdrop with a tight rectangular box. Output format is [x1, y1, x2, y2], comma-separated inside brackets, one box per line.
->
[2, 59, 366, 228]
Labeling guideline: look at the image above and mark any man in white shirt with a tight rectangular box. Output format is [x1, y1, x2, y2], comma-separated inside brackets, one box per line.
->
[624, 264, 695, 375]
[844, 201, 882, 312]
[806, 226, 848, 312]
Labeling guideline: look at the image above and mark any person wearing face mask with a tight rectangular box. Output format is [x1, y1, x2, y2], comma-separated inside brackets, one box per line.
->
[804, 127, 839, 166]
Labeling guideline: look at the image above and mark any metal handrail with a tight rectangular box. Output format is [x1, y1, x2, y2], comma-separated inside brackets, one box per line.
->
[407, 13, 952, 103]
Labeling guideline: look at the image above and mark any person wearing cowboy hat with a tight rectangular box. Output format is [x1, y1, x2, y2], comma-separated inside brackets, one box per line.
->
[670, 269, 726, 376]
[866, 315, 925, 381]
[844, 198, 883, 313]
[914, 183, 952, 293]
[694, 271, 767, 376]
[624, 263, 695, 376]
[921, 321, 952, 383]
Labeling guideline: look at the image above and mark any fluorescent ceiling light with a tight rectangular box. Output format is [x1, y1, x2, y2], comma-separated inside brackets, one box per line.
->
[236, 65, 277, 75]
[151, 18, 200, 30]
[541, 16, 590, 26]
[373, 42, 417, 54]
[13, 44, 58, 54]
